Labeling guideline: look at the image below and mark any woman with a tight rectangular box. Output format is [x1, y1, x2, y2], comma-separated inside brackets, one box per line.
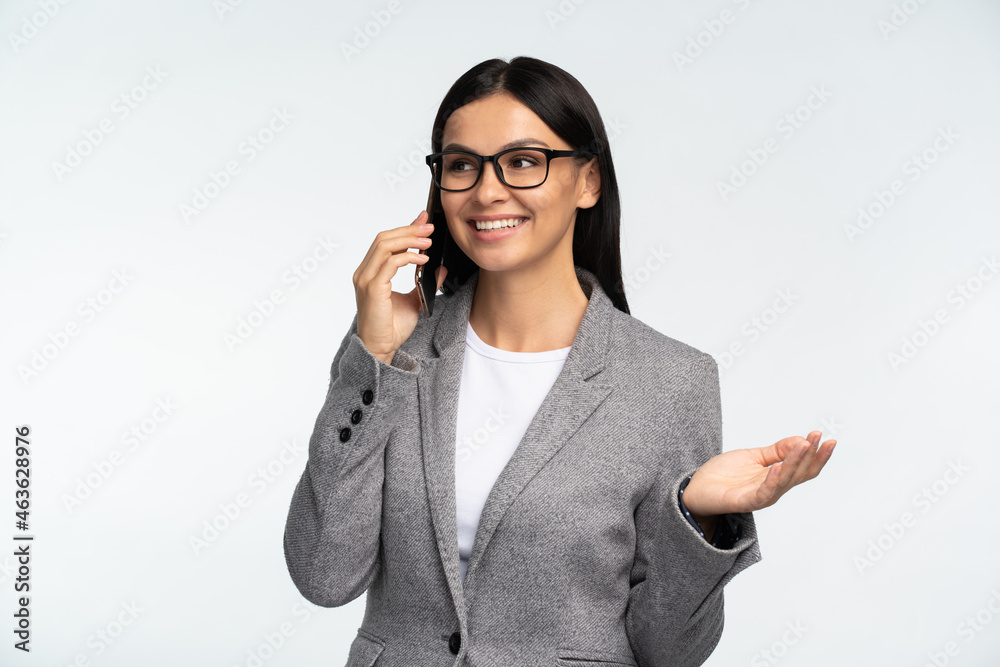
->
[283, 56, 835, 667]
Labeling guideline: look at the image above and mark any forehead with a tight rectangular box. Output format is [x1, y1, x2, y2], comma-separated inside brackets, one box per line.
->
[442, 93, 558, 151]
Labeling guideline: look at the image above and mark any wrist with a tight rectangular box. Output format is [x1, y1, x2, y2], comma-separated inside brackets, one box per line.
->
[678, 474, 721, 544]
[358, 334, 396, 366]
[678, 475, 743, 549]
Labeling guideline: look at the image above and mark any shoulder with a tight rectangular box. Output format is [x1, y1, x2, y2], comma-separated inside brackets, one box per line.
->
[598, 309, 720, 425]
[599, 308, 723, 471]
[608, 309, 718, 385]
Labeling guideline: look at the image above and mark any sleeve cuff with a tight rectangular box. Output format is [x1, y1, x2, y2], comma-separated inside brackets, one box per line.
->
[312, 333, 420, 476]
[677, 474, 742, 550]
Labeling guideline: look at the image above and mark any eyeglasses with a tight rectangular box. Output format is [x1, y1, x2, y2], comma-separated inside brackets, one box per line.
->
[425, 147, 595, 192]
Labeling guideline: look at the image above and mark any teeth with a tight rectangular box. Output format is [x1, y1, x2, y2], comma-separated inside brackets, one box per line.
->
[473, 217, 526, 231]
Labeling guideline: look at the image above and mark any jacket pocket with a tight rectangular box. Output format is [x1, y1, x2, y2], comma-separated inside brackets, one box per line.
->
[556, 648, 638, 666]
[345, 629, 385, 667]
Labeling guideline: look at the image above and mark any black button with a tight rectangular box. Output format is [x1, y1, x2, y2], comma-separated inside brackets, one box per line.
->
[448, 631, 461, 654]
[362, 389, 374, 405]
[351, 409, 362, 424]
[339, 427, 351, 442]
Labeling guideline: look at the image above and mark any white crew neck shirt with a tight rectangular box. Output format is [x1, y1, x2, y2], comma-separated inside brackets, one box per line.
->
[454, 321, 572, 584]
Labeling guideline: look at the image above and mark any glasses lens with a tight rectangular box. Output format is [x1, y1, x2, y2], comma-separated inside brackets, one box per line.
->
[437, 153, 479, 191]
[434, 149, 549, 190]
[497, 149, 548, 188]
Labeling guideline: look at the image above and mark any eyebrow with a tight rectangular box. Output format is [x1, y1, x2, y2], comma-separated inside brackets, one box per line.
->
[442, 137, 552, 153]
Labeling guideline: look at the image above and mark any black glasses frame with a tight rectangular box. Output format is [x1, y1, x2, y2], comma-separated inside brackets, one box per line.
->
[425, 147, 595, 192]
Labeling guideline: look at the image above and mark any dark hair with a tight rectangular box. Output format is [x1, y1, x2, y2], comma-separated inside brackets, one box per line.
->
[430, 56, 629, 315]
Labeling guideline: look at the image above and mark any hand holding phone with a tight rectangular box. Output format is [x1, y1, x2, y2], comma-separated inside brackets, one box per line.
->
[414, 179, 450, 318]
[353, 208, 447, 366]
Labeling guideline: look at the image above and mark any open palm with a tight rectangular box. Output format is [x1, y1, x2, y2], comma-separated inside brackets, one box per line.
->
[681, 430, 837, 517]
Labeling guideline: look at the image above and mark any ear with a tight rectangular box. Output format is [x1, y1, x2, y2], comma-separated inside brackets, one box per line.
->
[576, 157, 601, 210]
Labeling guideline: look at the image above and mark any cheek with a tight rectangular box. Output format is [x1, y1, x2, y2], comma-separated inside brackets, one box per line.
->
[542, 173, 581, 210]
[531, 191, 577, 221]
[440, 194, 464, 224]
[527, 190, 562, 214]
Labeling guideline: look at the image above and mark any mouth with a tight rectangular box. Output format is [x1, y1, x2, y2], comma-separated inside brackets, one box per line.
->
[467, 217, 529, 232]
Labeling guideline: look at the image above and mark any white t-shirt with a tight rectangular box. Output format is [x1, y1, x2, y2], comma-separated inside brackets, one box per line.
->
[454, 321, 572, 583]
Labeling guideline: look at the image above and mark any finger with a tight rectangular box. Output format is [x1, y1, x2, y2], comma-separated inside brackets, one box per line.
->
[774, 439, 815, 492]
[788, 437, 823, 487]
[792, 438, 823, 486]
[755, 440, 790, 467]
[403, 211, 436, 251]
[756, 462, 785, 507]
[369, 246, 434, 300]
[357, 210, 427, 275]
[804, 439, 837, 479]
[756, 436, 810, 467]
[357, 216, 436, 289]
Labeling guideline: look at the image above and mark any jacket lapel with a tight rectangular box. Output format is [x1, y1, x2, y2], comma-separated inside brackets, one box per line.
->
[417, 266, 615, 622]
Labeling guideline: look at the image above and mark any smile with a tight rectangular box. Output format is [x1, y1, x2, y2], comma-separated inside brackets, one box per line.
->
[468, 217, 528, 231]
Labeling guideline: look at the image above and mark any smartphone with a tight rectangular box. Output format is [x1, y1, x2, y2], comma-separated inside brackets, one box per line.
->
[415, 178, 450, 318]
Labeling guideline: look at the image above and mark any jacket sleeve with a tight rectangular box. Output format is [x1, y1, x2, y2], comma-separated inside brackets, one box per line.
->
[625, 353, 763, 667]
[283, 312, 420, 607]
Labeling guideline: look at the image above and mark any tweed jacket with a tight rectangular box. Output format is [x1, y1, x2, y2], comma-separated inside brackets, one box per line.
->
[283, 265, 762, 667]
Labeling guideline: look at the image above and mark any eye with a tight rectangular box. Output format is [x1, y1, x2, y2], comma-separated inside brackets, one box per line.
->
[446, 156, 478, 172]
[502, 149, 545, 170]
[509, 155, 538, 168]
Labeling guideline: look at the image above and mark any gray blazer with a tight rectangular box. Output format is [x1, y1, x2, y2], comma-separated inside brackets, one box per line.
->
[283, 265, 762, 667]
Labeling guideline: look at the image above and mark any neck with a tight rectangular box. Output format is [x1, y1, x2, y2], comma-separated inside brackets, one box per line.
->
[468, 264, 589, 353]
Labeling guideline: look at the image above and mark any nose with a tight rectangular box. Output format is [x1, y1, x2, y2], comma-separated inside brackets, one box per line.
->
[472, 158, 509, 203]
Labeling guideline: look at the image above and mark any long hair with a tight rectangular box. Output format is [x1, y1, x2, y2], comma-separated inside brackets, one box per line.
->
[430, 56, 629, 315]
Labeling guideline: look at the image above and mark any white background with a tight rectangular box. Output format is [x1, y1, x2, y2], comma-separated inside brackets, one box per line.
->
[2, 0, 999, 665]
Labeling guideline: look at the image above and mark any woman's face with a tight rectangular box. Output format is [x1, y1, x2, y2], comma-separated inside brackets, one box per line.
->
[438, 92, 600, 274]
